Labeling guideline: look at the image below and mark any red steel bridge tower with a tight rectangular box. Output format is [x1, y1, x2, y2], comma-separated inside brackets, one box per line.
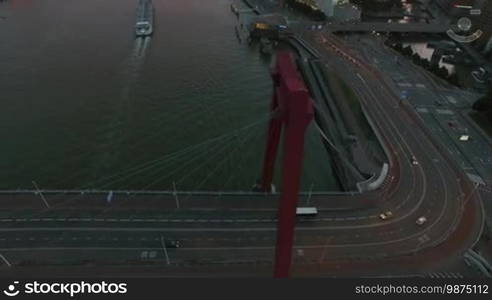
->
[259, 51, 314, 278]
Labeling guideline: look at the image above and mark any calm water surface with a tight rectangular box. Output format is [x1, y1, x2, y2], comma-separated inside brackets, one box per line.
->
[0, 0, 338, 191]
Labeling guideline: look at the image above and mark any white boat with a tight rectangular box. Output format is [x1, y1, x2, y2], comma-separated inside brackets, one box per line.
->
[135, 0, 154, 37]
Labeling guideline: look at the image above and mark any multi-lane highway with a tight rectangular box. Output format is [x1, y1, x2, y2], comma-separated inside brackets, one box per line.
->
[0, 31, 486, 277]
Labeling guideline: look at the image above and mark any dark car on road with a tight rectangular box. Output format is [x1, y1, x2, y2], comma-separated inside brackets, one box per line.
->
[165, 240, 181, 248]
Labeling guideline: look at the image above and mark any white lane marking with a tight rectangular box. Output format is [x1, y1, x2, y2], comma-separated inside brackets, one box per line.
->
[0, 216, 380, 224]
[0, 231, 416, 245]
[0, 243, 420, 251]
[0, 246, 275, 251]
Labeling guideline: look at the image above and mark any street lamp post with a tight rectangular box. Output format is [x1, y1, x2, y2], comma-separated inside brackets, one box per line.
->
[160, 236, 170, 265]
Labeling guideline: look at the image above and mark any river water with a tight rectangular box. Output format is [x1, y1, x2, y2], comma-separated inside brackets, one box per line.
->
[0, 0, 338, 191]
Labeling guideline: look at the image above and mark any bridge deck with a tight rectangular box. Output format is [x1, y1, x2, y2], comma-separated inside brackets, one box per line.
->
[0, 190, 376, 211]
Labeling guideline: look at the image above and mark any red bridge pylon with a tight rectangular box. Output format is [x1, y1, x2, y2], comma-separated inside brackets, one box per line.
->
[259, 51, 314, 278]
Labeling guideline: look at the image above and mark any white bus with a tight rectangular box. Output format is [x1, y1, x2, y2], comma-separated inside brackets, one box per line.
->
[296, 207, 318, 216]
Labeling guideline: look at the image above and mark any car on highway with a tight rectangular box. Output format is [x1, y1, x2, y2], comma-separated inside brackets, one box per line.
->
[416, 216, 427, 226]
[277, 25, 288, 30]
[379, 211, 393, 220]
[165, 240, 181, 248]
[411, 156, 419, 165]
